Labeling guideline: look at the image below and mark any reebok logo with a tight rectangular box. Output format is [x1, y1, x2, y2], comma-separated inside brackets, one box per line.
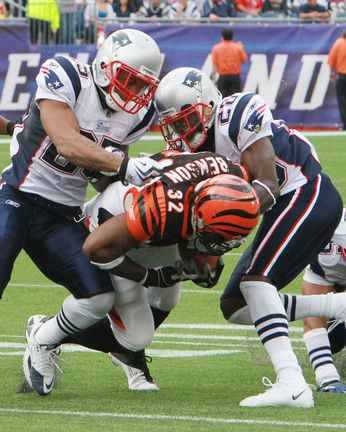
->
[292, 389, 306, 400]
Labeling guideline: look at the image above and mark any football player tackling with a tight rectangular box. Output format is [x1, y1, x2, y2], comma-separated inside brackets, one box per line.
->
[153, 67, 345, 407]
[0, 28, 165, 397]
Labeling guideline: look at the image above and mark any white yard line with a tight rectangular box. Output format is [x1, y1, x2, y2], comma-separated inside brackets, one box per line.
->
[0, 408, 344, 429]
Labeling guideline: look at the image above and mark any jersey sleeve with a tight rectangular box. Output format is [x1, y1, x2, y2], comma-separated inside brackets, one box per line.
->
[35, 56, 83, 109]
[229, 93, 274, 153]
[126, 182, 167, 243]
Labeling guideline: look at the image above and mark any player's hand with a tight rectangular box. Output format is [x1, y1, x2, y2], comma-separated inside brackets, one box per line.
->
[191, 257, 225, 289]
[118, 156, 165, 186]
[143, 265, 199, 288]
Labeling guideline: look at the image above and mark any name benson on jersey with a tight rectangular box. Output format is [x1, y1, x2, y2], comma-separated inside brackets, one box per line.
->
[163, 156, 230, 184]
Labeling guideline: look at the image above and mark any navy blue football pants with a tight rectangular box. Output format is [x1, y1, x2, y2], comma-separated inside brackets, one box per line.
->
[221, 173, 343, 300]
[0, 183, 114, 299]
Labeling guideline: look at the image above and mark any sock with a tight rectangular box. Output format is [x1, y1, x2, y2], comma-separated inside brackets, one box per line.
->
[61, 317, 128, 353]
[35, 292, 114, 346]
[280, 292, 345, 321]
[240, 280, 306, 388]
[303, 328, 340, 387]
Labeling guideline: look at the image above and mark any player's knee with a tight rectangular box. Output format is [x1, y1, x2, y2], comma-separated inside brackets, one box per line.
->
[112, 321, 154, 351]
[84, 291, 116, 318]
[220, 297, 246, 321]
[130, 329, 154, 351]
[147, 283, 181, 311]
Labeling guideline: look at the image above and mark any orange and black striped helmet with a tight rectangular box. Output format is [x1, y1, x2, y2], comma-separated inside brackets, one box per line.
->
[191, 174, 260, 255]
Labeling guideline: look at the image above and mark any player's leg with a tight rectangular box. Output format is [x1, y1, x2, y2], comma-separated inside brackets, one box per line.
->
[107, 246, 182, 390]
[24, 210, 115, 395]
[225, 176, 343, 407]
[0, 183, 30, 299]
[302, 278, 346, 394]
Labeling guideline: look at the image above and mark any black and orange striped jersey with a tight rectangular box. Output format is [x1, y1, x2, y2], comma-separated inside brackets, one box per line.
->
[126, 150, 248, 246]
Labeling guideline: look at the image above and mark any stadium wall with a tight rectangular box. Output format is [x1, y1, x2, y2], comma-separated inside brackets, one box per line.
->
[1, 21, 346, 128]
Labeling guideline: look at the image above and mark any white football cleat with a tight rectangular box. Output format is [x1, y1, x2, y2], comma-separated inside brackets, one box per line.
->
[23, 346, 33, 389]
[109, 350, 160, 391]
[25, 315, 60, 396]
[239, 377, 314, 408]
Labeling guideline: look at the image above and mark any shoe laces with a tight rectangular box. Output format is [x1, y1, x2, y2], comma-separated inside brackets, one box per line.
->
[262, 377, 275, 388]
[262, 377, 316, 392]
[131, 351, 154, 382]
[51, 349, 64, 375]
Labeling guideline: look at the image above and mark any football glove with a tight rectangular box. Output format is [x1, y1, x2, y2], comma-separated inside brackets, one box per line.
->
[143, 264, 199, 288]
[118, 156, 167, 186]
[183, 257, 225, 289]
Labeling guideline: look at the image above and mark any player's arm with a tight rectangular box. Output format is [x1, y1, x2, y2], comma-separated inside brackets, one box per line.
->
[39, 99, 126, 173]
[38, 99, 163, 185]
[83, 213, 148, 281]
[83, 213, 199, 287]
[241, 137, 280, 213]
[0, 114, 17, 136]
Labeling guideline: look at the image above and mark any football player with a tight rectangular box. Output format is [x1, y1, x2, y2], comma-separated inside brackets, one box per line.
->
[0, 28, 166, 397]
[153, 67, 345, 407]
[25, 149, 261, 395]
[302, 209, 346, 394]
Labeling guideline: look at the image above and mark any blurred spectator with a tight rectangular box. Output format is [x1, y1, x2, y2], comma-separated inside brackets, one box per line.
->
[26, 0, 60, 44]
[211, 27, 248, 97]
[0, 0, 9, 17]
[56, 0, 77, 44]
[236, 0, 263, 15]
[291, 0, 330, 16]
[328, 29, 346, 130]
[330, 0, 345, 15]
[75, 0, 87, 42]
[84, 0, 116, 44]
[169, 0, 201, 20]
[112, 0, 138, 17]
[202, 0, 237, 21]
[262, 0, 288, 14]
[137, 0, 169, 18]
[5, 0, 26, 17]
[298, 0, 330, 21]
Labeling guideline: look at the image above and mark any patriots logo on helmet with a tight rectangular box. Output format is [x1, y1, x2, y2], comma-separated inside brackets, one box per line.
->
[112, 31, 132, 49]
[41, 67, 64, 92]
[244, 104, 266, 133]
[182, 71, 203, 93]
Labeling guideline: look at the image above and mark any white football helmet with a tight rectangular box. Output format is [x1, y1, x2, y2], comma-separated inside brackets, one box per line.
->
[92, 29, 161, 114]
[154, 67, 221, 151]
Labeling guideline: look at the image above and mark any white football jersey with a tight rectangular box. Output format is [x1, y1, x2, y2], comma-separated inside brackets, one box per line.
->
[3, 56, 155, 208]
[214, 93, 322, 196]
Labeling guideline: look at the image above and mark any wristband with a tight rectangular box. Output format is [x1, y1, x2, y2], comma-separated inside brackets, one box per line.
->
[6, 121, 15, 136]
[118, 157, 129, 180]
[90, 255, 125, 270]
[252, 179, 276, 208]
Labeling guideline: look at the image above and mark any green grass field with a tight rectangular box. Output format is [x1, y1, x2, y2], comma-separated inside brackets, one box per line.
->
[0, 133, 345, 432]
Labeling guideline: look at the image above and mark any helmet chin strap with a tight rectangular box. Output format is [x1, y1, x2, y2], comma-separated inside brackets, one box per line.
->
[105, 92, 122, 112]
